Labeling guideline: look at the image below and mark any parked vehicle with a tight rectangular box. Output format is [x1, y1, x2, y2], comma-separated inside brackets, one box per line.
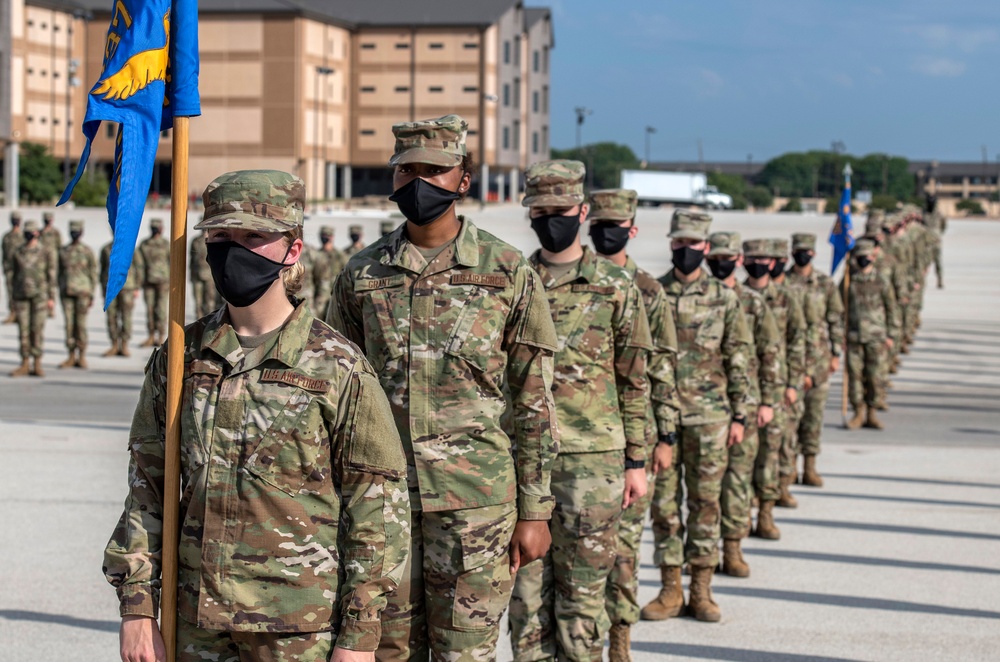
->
[620, 170, 733, 209]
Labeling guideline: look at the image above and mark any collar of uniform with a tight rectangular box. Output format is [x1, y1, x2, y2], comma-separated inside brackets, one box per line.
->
[623, 255, 639, 279]
[199, 299, 309, 370]
[530, 245, 598, 288]
[381, 216, 480, 273]
[663, 267, 710, 295]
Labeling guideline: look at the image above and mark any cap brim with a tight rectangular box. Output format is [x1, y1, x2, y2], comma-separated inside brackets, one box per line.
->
[589, 212, 633, 222]
[707, 248, 739, 258]
[668, 230, 707, 240]
[521, 193, 586, 208]
[388, 149, 463, 167]
[195, 212, 298, 233]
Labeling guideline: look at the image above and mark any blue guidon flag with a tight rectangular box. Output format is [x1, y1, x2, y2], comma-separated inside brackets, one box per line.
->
[59, 0, 200, 306]
[829, 165, 855, 274]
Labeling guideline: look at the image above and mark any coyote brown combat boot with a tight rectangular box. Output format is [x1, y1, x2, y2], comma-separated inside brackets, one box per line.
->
[103, 341, 119, 357]
[722, 539, 750, 577]
[754, 501, 781, 540]
[59, 349, 77, 369]
[846, 405, 866, 430]
[76, 346, 88, 369]
[119, 340, 131, 357]
[2, 312, 15, 324]
[140, 336, 155, 347]
[802, 455, 823, 487]
[31, 356, 45, 377]
[865, 409, 884, 430]
[608, 623, 631, 662]
[10, 358, 30, 377]
[777, 476, 798, 509]
[687, 566, 721, 622]
[640, 566, 685, 620]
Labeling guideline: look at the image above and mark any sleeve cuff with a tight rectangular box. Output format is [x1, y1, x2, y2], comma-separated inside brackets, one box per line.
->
[518, 493, 554, 521]
[336, 617, 382, 652]
[118, 584, 158, 619]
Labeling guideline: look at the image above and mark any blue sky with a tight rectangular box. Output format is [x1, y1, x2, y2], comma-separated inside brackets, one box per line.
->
[527, 0, 999, 163]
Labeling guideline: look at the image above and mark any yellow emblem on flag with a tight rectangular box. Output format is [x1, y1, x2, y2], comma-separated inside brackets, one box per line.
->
[92, 12, 170, 102]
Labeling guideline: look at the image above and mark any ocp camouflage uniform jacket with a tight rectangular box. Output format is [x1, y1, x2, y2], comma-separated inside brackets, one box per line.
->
[312, 246, 348, 301]
[104, 302, 409, 651]
[189, 232, 213, 282]
[11, 243, 56, 300]
[2, 228, 25, 282]
[747, 280, 806, 394]
[732, 281, 782, 407]
[59, 242, 98, 298]
[841, 268, 901, 345]
[785, 269, 845, 384]
[138, 235, 170, 285]
[328, 218, 559, 519]
[625, 256, 679, 446]
[100, 243, 142, 296]
[531, 247, 652, 462]
[883, 233, 914, 303]
[658, 269, 751, 426]
[41, 224, 62, 261]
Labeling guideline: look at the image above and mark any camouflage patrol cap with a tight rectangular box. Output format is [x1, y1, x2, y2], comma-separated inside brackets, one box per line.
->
[150, 218, 164, 230]
[389, 114, 468, 167]
[769, 238, 790, 259]
[885, 211, 904, 229]
[854, 238, 876, 257]
[864, 210, 886, 237]
[319, 225, 334, 239]
[43, 211, 54, 224]
[522, 160, 586, 207]
[588, 189, 637, 222]
[380, 220, 396, 235]
[792, 233, 816, 251]
[24, 220, 40, 232]
[743, 238, 771, 257]
[707, 231, 741, 257]
[668, 209, 712, 240]
[348, 224, 362, 234]
[10, 211, 22, 223]
[196, 170, 305, 232]
[69, 220, 84, 232]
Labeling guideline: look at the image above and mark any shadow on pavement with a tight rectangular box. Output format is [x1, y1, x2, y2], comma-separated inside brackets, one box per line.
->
[0, 609, 118, 633]
[742, 548, 1000, 576]
[777, 518, 1000, 541]
[823, 473, 1000, 490]
[629, 642, 864, 661]
[798, 490, 1000, 510]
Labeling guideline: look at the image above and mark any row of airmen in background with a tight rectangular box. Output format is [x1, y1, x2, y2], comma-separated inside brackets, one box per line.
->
[0, 211, 398, 376]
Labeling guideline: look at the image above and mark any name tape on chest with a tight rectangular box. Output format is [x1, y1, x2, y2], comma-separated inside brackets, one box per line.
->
[354, 274, 406, 292]
[260, 369, 331, 393]
[450, 273, 507, 288]
[571, 283, 616, 295]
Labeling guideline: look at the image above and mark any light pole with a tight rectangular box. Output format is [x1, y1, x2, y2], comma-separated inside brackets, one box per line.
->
[574, 106, 591, 149]
[313, 66, 334, 202]
[644, 126, 656, 166]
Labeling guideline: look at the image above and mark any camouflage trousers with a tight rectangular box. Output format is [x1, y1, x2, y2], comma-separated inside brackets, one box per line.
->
[797, 380, 831, 457]
[144, 282, 168, 335]
[13, 297, 47, 358]
[191, 278, 219, 319]
[378, 502, 517, 662]
[780, 396, 805, 481]
[4, 272, 13, 313]
[902, 301, 919, 343]
[649, 442, 684, 568]
[755, 403, 787, 502]
[510, 451, 624, 662]
[933, 244, 943, 285]
[677, 421, 729, 566]
[721, 415, 759, 540]
[177, 618, 333, 662]
[60, 295, 91, 350]
[848, 341, 886, 409]
[106, 288, 136, 343]
[606, 458, 659, 626]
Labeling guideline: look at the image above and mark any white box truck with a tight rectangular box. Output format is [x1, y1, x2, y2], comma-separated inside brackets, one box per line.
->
[620, 170, 733, 209]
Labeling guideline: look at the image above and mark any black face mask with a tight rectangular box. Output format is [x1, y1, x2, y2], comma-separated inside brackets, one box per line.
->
[70, 231, 83, 242]
[589, 222, 631, 255]
[856, 256, 872, 269]
[531, 213, 581, 253]
[769, 260, 787, 279]
[389, 178, 461, 226]
[745, 262, 771, 279]
[350, 233, 362, 243]
[672, 246, 704, 275]
[24, 232, 38, 243]
[206, 241, 290, 308]
[708, 258, 737, 280]
[793, 251, 812, 267]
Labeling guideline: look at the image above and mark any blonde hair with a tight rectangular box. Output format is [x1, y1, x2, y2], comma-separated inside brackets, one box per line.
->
[281, 225, 305, 297]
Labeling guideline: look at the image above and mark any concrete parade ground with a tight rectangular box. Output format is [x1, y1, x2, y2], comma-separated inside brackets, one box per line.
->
[1, 205, 998, 661]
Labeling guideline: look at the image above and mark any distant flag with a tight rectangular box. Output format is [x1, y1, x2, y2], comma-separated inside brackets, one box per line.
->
[829, 163, 855, 273]
[59, 0, 200, 306]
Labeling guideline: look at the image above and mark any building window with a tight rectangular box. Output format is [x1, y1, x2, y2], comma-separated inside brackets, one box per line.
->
[532, 90, 539, 113]
[395, 43, 409, 49]
[360, 129, 376, 136]
[106, 123, 115, 138]
[542, 125, 548, 151]
[533, 50, 539, 72]
[160, 129, 169, 139]
[360, 43, 376, 50]
[429, 86, 443, 93]
[513, 78, 520, 107]
[503, 126, 510, 150]
[463, 42, 478, 49]
[542, 85, 549, 113]
[468, 129, 478, 136]
[513, 120, 520, 150]
[360, 86, 376, 92]
[513, 36, 521, 66]
[429, 43, 444, 50]
[532, 132, 539, 153]
[503, 41, 510, 64]
[543, 46, 549, 73]
[503, 84, 510, 106]
[395, 86, 410, 92]
[53, 118, 60, 125]
[463, 86, 478, 93]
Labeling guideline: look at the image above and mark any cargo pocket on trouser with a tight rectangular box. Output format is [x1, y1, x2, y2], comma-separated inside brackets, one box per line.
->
[450, 516, 516, 633]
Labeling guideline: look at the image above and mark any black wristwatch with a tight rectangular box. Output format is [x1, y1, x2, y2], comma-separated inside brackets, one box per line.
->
[731, 414, 747, 426]
[624, 459, 646, 470]
[657, 432, 677, 447]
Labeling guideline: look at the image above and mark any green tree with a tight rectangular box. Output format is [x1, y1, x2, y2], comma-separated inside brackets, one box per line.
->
[869, 194, 898, 212]
[780, 197, 803, 212]
[19, 142, 64, 204]
[956, 199, 986, 215]
[746, 186, 773, 209]
[551, 142, 641, 191]
[756, 150, 914, 202]
[707, 172, 747, 209]
[69, 169, 111, 207]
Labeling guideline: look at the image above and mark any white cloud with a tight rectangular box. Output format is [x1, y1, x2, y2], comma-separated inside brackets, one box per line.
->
[698, 68, 724, 97]
[905, 24, 999, 53]
[913, 56, 966, 77]
[832, 73, 854, 88]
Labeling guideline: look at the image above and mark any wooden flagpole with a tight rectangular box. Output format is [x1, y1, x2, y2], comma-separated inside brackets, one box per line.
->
[161, 115, 189, 662]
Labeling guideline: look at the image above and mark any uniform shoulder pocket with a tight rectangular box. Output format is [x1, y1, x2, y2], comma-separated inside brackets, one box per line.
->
[346, 371, 405, 479]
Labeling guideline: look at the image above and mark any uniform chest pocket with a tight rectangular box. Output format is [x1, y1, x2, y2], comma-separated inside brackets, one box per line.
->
[182, 360, 223, 480]
[356, 276, 407, 374]
[692, 302, 726, 350]
[444, 283, 509, 374]
[562, 285, 616, 360]
[244, 386, 331, 497]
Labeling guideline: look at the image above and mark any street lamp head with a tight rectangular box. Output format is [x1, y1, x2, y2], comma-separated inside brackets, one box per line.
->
[316, 66, 335, 75]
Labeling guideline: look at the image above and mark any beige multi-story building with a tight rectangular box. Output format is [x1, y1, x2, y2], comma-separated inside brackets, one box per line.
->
[1, 0, 553, 205]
